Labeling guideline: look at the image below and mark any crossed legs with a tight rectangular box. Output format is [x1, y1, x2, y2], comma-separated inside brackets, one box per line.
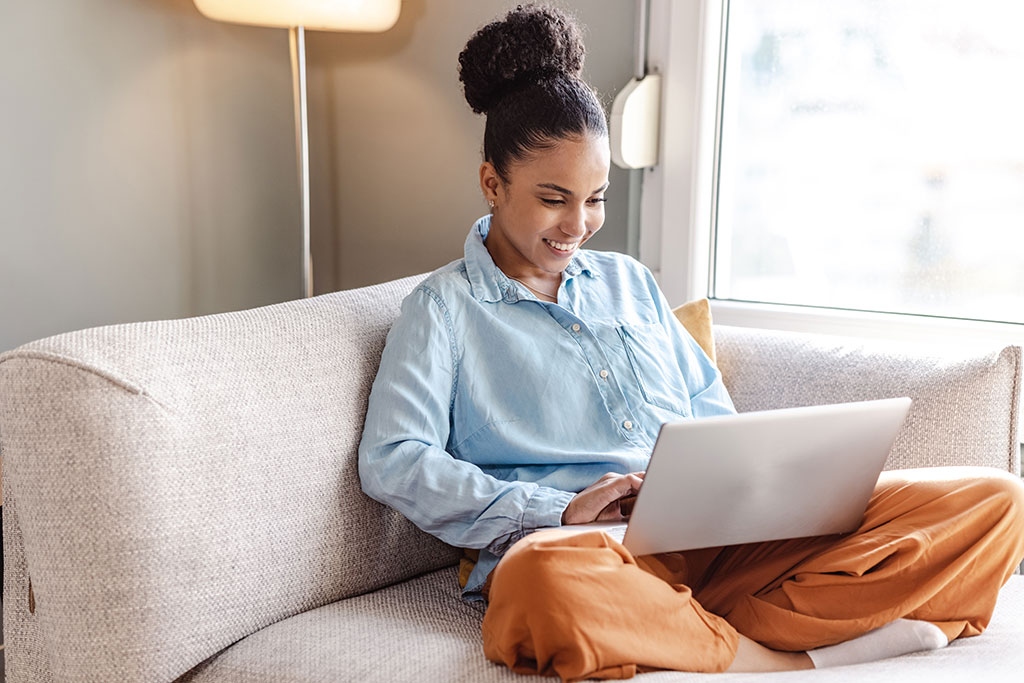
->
[481, 467, 1024, 680]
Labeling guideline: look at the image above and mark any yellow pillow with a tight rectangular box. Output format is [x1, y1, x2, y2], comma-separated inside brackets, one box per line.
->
[672, 297, 717, 364]
[459, 549, 479, 589]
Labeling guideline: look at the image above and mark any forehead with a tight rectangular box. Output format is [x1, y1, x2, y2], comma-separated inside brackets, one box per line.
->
[508, 135, 610, 189]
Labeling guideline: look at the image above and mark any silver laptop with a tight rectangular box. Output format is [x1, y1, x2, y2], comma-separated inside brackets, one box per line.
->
[556, 397, 912, 555]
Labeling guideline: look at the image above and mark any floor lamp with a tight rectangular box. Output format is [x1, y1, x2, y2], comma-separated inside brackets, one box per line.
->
[193, 1, 401, 298]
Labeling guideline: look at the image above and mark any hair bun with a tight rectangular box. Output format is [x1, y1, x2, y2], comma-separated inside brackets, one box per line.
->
[458, 4, 585, 115]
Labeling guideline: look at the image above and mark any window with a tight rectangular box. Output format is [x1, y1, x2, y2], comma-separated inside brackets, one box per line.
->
[713, 0, 1024, 325]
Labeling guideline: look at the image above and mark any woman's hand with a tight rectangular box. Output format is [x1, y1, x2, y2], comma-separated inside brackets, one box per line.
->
[561, 471, 645, 525]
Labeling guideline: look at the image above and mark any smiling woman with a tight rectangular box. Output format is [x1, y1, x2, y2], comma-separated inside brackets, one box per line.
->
[355, 4, 1024, 681]
[459, 4, 612, 303]
[356, 0, 735, 608]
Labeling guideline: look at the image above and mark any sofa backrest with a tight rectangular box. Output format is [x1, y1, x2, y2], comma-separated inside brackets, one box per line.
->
[0, 272, 457, 683]
[716, 324, 1021, 475]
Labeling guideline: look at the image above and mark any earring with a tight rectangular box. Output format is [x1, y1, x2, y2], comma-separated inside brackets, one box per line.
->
[488, 200, 495, 210]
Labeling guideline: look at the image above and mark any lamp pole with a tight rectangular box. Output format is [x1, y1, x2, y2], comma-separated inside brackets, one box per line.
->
[289, 26, 313, 299]
[192, 0, 401, 299]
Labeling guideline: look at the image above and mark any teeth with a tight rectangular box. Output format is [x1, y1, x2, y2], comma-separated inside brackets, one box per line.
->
[544, 238, 578, 252]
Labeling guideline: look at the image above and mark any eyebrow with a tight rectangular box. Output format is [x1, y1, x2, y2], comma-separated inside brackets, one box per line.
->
[536, 182, 610, 196]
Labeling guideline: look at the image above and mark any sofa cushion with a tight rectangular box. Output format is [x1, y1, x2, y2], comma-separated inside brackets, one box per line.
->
[177, 566, 1024, 682]
[715, 325, 1022, 474]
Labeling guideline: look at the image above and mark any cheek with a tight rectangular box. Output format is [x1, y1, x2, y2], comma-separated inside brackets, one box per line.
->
[520, 205, 557, 229]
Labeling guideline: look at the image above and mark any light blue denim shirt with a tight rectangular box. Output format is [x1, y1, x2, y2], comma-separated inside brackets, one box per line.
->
[357, 215, 736, 603]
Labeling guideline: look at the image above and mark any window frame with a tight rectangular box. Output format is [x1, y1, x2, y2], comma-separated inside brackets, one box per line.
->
[641, 0, 1024, 350]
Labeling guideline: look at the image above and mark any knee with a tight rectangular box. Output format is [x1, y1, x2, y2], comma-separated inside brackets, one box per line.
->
[487, 533, 559, 607]
[971, 470, 1024, 519]
[488, 529, 629, 610]
[492, 531, 561, 592]
[968, 471, 1024, 555]
[919, 467, 1024, 512]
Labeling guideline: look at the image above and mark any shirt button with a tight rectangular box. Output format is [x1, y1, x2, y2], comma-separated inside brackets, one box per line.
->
[599, 369, 609, 379]
[623, 420, 633, 430]
[571, 323, 581, 332]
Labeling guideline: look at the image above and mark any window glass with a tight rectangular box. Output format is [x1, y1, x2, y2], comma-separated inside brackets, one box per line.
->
[715, 0, 1024, 324]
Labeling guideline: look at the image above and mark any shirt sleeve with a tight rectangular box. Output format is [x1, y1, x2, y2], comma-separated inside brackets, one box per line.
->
[638, 264, 737, 418]
[357, 284, 575, 556]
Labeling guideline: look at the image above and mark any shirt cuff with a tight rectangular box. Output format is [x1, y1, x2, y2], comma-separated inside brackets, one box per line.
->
[522, 486, 576, 531]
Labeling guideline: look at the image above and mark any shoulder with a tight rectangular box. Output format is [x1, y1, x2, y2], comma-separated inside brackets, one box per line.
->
[579, 249, 672, 325]
[580, 248, 649, 274]
[401, 258, 474, 307]
[579, 248, 658, 291]
[382, 262, 467, 362]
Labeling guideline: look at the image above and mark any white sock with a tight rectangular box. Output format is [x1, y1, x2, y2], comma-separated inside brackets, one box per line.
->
[806, 618, 949, 669]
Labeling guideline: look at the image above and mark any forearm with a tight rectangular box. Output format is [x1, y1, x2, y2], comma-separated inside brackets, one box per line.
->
[358, 437, 574, 553]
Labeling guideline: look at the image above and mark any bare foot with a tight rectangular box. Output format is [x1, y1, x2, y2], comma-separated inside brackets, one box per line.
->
[725, 634, 814, 672]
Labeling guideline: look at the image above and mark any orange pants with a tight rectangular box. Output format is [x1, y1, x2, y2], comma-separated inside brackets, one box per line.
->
[481, 467, 1024, 681]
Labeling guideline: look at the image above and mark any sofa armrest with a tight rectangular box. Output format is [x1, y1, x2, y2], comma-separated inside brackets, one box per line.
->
[715, 325, 1021, 475]
[0, 274, 460, 683]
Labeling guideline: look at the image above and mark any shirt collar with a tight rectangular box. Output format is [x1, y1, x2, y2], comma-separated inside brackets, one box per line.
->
[463, 214, 598, 303]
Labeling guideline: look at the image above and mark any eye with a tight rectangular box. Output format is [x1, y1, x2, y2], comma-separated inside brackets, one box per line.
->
[541, 198, 565, 206]
[588, 197, 608, 205]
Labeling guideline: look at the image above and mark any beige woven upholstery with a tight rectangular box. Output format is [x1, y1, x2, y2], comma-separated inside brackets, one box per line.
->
[716, 325, 1021, 474]
[0, 274, 458, 683]
[178, 565, 1024, 683]
[1, 272, 1021, 682]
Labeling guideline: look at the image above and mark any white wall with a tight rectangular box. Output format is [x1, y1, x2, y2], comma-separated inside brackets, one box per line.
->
[0, 0, 638, 352]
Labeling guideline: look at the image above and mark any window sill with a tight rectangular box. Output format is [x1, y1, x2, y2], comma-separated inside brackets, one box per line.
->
[709, 298, 1024, 350]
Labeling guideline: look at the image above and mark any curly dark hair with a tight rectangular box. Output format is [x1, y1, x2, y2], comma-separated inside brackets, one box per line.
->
[457, 4, 608, 181]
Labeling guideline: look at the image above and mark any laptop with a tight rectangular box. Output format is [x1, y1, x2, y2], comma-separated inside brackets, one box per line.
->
[553, 397, 912, 556]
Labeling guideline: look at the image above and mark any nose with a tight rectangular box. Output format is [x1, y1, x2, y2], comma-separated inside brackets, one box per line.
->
[563, 204, 588, 240]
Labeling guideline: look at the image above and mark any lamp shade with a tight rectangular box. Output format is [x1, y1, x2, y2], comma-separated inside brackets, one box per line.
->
[193, 0, 401, 31]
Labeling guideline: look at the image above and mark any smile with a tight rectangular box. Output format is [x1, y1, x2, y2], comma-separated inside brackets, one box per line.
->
[543, 238, 579, 254]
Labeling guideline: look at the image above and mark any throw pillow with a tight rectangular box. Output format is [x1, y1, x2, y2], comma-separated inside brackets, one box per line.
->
[672, 298, 717, 364]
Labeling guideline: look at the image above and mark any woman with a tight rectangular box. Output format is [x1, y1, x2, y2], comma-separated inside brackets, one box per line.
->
[358, 4, 1024, 679]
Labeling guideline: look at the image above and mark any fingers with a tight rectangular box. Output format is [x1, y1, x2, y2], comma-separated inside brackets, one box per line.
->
[599, 473, 643, 521]
[579, 473, 643, 520]
[598, 470, 645, 484]
[564, 470, 648, 525]
[598, 472, 644, 499]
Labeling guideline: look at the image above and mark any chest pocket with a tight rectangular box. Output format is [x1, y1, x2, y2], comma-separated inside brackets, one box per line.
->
[616, 322, 691, 416]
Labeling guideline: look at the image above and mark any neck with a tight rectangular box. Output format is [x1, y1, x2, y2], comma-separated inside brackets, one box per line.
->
[511, 276, 559, 300]
[484, 218, 562, 291]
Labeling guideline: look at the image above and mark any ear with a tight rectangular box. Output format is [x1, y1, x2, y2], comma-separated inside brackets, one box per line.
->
[479, 162, 502, 205]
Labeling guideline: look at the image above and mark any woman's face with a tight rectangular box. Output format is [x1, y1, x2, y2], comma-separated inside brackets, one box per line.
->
[480, 133, 610, 280]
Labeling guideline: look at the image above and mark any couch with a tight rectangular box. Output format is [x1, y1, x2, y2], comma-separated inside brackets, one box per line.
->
[1, 271, 1022, 683]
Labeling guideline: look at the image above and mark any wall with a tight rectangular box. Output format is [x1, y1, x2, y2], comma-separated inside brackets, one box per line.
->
[0, 0, 301, 352]
[0, 0, 638, 352]
[306, 0, 639, 291]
